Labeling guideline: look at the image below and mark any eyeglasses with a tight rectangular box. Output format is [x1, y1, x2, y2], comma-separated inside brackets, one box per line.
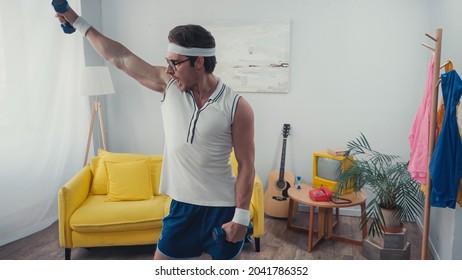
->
[165, 57, 190, 71]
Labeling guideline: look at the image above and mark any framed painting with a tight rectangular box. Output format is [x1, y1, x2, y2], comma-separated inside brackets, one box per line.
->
[204, 19, 291, 93]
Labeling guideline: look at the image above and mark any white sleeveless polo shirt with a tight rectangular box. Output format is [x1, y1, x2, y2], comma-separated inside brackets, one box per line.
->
[160, 78, 241, 207]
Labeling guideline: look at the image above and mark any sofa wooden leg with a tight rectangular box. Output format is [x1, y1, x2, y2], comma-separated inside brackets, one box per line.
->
[254, 237, 260, 252]
[65, 248, 71, 260]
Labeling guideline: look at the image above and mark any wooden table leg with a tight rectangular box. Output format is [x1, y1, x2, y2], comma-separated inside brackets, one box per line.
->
[317, 207, 326, 238]
[360, 201, 367, 240]
[287, 198, 294, 229]
[307, 207, 328, 252]
[308, 205, 315, 252]
[292, 201, 299, 216]
[329, 201, 368, 245]
[325, 208, 334, 238]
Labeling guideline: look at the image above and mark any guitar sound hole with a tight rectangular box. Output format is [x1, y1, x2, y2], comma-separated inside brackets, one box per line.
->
[275, 180, 287, 191]
[282, 184, 290, 198]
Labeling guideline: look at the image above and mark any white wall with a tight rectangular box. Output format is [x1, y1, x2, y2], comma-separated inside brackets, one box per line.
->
[81, 0, 462, 259]
[97, 0, 431, 178]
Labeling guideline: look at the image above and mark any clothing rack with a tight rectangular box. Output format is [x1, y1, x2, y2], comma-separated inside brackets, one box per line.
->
[420, 28, 443, 260]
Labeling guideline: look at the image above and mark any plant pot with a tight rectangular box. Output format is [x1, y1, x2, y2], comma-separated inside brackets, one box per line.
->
[381, 208, 404, 233]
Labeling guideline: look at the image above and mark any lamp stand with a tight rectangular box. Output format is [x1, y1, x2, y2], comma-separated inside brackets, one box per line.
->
[84, 96, 108, 166]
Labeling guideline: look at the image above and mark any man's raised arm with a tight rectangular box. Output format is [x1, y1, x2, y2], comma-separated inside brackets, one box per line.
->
[56, 6, 169, 93]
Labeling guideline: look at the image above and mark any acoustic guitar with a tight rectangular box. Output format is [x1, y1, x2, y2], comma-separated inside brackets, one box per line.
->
[264, 124, 295, 218]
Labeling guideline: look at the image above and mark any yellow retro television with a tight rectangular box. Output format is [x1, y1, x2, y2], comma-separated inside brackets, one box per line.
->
[312, 151, 354, 194]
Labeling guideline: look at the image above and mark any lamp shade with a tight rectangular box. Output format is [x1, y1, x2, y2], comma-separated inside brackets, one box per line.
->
[81, 66, 115, 96]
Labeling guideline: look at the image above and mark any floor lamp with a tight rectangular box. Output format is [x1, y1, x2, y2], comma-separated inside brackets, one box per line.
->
[81, 66, 115, 166]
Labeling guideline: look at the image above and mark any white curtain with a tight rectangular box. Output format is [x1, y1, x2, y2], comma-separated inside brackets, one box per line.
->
[0, 0, 90, 246]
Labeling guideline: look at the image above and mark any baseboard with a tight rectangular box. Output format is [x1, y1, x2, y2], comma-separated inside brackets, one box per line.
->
[415, 217, 440, 260]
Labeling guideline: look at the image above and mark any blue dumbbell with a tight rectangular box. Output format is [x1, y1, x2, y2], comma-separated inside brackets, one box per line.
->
[212, 224, 254, 243]
[51, 0, 76, 34]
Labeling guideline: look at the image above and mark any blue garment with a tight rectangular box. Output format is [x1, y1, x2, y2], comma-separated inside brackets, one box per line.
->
[429, 70, 462, 208]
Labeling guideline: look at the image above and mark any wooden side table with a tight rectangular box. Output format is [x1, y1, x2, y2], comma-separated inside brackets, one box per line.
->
[287, 183, 367, 252]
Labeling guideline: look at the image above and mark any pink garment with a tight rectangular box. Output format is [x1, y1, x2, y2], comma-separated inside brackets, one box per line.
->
[408, 53, 435, 185]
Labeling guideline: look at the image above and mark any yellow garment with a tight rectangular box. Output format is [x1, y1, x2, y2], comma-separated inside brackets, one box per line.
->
[420, 184, 427, 196]
[436, 100, 461, 145]
[436, 61, 454, 139]
[444, 61, 454, 72]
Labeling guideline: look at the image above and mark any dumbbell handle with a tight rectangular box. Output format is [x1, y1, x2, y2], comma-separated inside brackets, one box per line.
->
[212, 227, 226, 242]
[212, 225, 253, 243]
[51, 0, 76, 34]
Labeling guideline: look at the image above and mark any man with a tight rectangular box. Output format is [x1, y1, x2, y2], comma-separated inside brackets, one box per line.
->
[55, 5, 255, 260]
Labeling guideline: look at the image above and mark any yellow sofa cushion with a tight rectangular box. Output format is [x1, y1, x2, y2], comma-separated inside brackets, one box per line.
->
[69, 195, 171, 233]
[90, 150, 163, 196]
[105, 159, 153, 202]
[91, 150, 149, 195]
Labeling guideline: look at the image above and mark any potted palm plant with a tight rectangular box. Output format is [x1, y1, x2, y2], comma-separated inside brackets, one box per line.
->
[334, 133, 425, 237]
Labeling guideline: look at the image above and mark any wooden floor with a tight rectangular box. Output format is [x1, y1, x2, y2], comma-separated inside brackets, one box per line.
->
[0, 211, 432, 260]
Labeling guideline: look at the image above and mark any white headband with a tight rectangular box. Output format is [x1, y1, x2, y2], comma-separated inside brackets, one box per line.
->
[167, 43, 215, 57]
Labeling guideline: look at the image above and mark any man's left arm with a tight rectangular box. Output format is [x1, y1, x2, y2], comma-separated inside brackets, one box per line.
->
[222, 97, 255, 243]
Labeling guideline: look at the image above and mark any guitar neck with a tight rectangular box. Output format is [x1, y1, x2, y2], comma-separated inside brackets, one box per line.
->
[278, 138, 287, 181]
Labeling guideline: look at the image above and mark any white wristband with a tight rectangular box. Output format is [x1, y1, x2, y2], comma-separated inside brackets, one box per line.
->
[232, 208, 250, 226]
[73, 16, 92, 36]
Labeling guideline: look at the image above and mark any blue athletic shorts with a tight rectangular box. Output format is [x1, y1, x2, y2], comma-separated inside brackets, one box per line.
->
[156, 200, 245, 260]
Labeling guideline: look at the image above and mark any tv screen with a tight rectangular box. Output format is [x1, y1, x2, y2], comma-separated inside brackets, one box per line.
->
[312, 151, 350, 193]
[312, 151, 353, 193]
[317, 157, 341, 181]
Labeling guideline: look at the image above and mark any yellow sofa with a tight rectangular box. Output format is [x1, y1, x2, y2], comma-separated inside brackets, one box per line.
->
[58, 149, 264, 259]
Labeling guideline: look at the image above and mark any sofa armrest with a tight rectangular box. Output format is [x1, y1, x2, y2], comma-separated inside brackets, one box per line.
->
[58, 165, 92, 248]
[161, 194, 173, 216]
[250, 173, 264, 238]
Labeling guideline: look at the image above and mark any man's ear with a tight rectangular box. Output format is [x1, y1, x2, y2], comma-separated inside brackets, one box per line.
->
[194, 56, 205, 70]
